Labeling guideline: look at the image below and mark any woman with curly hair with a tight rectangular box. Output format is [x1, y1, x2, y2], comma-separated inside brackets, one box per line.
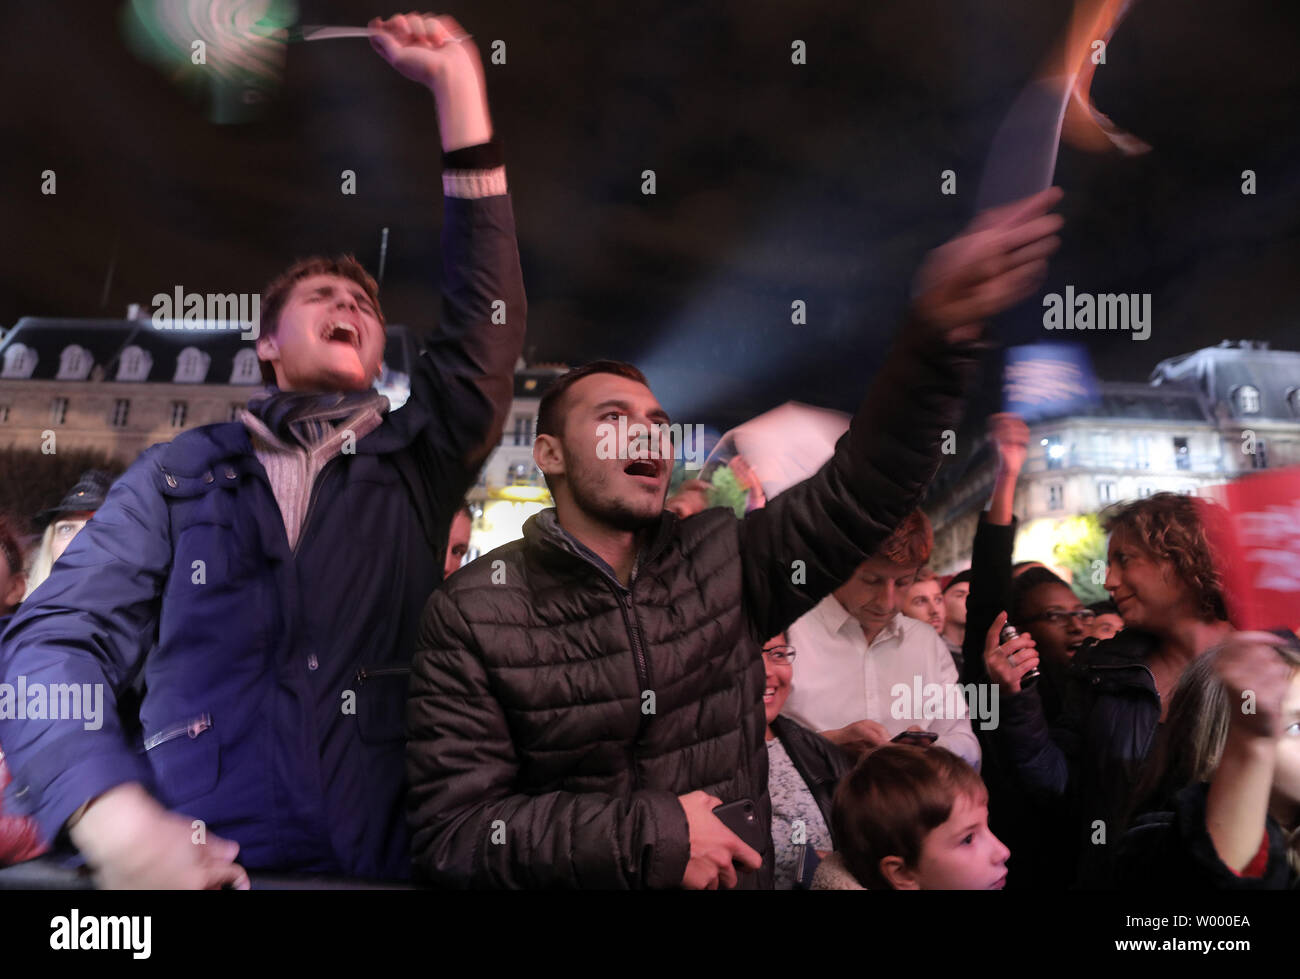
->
[985, 492, 1233, 887]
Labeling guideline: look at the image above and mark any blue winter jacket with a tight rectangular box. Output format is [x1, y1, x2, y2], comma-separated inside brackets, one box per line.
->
[0, 194, 526, 879]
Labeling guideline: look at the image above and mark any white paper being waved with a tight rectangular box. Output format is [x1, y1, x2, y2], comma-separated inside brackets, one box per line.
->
[702, 402, 851, 513]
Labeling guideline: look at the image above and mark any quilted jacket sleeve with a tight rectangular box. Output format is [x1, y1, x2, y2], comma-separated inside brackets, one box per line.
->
[737, 320, 986, 644]
[406, 588, 691, 889]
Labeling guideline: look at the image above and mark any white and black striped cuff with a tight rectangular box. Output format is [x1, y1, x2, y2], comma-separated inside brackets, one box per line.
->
[443, 166, 508, 199]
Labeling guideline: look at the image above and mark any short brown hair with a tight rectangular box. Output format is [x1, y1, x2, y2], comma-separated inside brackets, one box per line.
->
[878, 510, 933, 568]
[256, 255, 384, 385]
[536, 360, 649, 439]
[1101, 492, 1227, 622]
[832, 745, 987, 889]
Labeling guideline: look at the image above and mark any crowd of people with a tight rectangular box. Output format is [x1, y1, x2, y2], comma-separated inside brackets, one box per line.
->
[1, 13, 1297, 891]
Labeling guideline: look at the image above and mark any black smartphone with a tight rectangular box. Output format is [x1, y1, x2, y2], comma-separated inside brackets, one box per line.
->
[712, 798, 769, 855]
[891, 730, 938, 745]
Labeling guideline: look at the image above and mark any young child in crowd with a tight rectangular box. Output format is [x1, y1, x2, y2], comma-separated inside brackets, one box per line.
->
[814, 745, 1009, 889]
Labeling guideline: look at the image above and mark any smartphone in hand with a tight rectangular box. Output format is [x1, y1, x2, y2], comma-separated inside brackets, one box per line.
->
[890, 730, 938, 746]
[712, 799, 768, 855]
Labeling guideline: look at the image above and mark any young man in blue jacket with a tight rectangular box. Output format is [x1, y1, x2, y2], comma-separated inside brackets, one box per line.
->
[0, 13, 525, 888]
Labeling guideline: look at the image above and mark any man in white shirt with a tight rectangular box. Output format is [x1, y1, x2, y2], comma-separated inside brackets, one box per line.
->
[782, 511, 981, 770]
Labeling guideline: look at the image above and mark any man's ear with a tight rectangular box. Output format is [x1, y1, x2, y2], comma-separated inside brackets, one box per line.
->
[256, 333, 279, 364]
[534, 434, 564, 480]
[879, 856, 921, 890]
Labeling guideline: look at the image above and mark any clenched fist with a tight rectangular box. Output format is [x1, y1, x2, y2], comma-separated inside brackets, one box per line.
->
[369, 13, 492, 152]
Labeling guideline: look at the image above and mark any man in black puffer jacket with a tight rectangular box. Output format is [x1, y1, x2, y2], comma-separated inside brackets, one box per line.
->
[406, 189, 1064, 889]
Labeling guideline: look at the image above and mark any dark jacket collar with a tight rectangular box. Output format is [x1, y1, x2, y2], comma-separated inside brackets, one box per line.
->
[524, 508, 678, 589]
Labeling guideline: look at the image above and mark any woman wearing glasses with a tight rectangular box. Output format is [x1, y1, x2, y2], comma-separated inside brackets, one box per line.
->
[762, 634, 853, 889]
[989, 492, 1234, 888]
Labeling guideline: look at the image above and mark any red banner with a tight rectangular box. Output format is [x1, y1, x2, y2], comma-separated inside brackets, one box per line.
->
[1201, 466, 1300, 633]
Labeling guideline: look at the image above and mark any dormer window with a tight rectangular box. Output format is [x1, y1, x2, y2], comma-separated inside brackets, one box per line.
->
[116, 345, 152, 382]
[1, 343, 38, 379]
[56, 344, 94, 381]
[230, 348, 261, 385]
[1233, 384, 1261, 415]
[173, 346, 211, 384]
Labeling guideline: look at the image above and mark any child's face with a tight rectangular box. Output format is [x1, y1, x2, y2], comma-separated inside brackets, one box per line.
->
[910, 792, 1009, 890]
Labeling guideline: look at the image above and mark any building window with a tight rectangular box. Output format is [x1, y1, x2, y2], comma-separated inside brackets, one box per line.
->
[1098, 481, 1117, 503]
[512, 413, 534, 446]
[1048, 483, 1063, 511]
[115, 345, 152, 382]
[1233, 385, 1261, 415]
[1138, 485, 1154, 498]
[0, 404, 9, 423]
[2, 343, 38, 379]
[1251, 438, 1269, 470]
[173, 346, 211, 384]
[1042, 436, 1065, 470]
[50, 397, 68, 425]
[111, 399, 130, 428]
[1132, 435, 1151, 470]
[230, 348, 262, 385]
[1173, 436, 1190, 471]
[1287, 388, 1300, 418]
[56, 344, 94, 381]
[170, 401, 188, 428]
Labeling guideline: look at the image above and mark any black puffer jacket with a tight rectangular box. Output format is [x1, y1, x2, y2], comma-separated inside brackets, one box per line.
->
[997, 628, 1163, 888]
[406, 323, 984, 888]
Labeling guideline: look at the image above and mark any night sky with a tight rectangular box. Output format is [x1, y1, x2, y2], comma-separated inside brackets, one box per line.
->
[3, 0, 1298, 433]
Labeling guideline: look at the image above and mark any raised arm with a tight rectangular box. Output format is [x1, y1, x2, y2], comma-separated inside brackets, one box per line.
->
[1206, 633, 1297, 872]
[370, 14, 527, 496]
[960, 413, 1028, 684]
[739, 189, 1064, 642]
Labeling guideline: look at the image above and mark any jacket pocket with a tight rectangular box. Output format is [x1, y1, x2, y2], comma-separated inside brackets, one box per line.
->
[354, 667, 412, 745]
[144, 713, 220, 805]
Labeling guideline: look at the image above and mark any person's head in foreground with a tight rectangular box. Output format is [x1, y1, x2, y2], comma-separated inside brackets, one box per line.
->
[1088, 599, 1124, 640]
[533, 360, 673, 532]
[255, 255, 387, 392]
[831, 744, 1009, 889]
[833, 510, 933, 637]
[444, 505, 474, 579]
[1010, 567, 1092, 668]
[901, 567, 945, 634]
[25, 469, 114, 599]
[1102, 493, 1228, 636]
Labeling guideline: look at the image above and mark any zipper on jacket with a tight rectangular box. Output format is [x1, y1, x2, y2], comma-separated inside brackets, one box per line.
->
[355, 666, 412, 686]
[143, 713, 212, 752]
[292, 455, 342, 558]
[612, 586, 653, 791]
